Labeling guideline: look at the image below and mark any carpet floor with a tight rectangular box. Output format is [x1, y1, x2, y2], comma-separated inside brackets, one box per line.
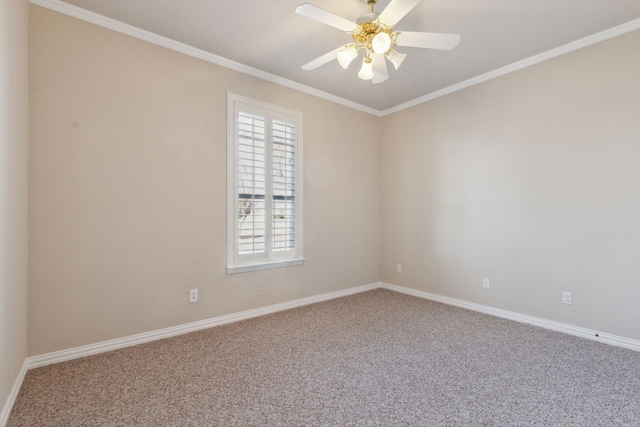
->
[8, 289, 640, 426]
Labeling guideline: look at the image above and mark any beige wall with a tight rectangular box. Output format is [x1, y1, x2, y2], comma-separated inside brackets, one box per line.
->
[28, 6, 381, 356]
[0, 0, 29, 416]
[381, 29, 640, 340]
[27, 3, 640, 358]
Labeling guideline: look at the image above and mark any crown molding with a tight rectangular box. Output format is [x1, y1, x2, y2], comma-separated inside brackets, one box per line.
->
[29, 0, 640, 117]
[28, 0, 382, 117]
[381, 18, 640, 116]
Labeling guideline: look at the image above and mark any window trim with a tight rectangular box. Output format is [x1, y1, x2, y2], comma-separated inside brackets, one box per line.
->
[226, 93, 304, 274]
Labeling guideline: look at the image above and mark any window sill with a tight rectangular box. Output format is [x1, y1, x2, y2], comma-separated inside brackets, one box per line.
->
[226, 258, 305, 274]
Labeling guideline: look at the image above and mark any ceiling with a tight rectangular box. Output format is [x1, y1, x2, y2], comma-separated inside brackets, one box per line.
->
[49, 0, 640, 113]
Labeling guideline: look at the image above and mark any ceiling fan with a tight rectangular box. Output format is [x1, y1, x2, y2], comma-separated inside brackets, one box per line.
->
[295, 0, 460, 83]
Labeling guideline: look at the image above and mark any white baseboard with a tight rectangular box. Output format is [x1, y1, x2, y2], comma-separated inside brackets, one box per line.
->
[27, 282, 381, 369]
[25, 281, 640, 371]
[0, 360, 27, 427]
[8, 280, 640, 425]
[380, 282, 640, 352]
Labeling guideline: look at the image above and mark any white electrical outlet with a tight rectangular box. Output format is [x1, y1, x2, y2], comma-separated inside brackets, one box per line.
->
[562, 291, 573, 305]
[189, 289, 198, 303]
[482, 278, 490, 289]
[396, 264, 402, 274]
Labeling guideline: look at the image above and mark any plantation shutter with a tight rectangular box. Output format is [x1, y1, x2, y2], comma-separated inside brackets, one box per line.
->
[230, 96, 301, 270]
[271, 119, 296, 252]
[237, 111, 267, 256]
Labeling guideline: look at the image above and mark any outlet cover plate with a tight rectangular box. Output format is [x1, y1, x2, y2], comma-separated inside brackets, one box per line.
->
[190, 289, 198, 303]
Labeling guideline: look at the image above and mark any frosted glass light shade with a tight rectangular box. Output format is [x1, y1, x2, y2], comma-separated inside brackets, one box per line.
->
[386, 49, 407, 70]
[358, 59, 374, 80]
[372, 32, 391, 54]
[336, 47, 358, 69]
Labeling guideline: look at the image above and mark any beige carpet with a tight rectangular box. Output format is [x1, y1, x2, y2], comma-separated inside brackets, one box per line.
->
[8, 289, 640, 426]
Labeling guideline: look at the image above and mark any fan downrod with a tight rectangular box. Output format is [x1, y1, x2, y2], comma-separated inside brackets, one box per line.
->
[364, 0, 377, 13]
[354, 0, 390, 47]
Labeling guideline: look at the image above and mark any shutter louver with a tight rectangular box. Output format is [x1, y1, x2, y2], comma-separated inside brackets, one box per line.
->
[272, 120, 296, 251]
[237, 112, 266, 254]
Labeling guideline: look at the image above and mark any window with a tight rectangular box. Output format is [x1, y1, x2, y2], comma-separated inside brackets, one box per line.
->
[227, 94, 303, 273]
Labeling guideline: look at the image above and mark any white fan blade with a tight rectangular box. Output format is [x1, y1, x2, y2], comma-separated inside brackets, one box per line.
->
[301, 46, 344, 71]
[394, 31, 460, 50]
[371, 54, 388, 84]
[377, 0, 421, 27]
[295, 4, 360, 33]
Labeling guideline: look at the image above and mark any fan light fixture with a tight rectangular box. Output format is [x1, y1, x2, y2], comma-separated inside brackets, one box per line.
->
[385, 48, 406, 70]
[337, 46, 359, 69]
[296, 0, 461, 84]
[358, 57, 374, 80]
[372, 32, 391, 54]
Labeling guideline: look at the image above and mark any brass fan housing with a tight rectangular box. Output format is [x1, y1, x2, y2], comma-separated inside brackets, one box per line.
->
[352, 10, 392, 47]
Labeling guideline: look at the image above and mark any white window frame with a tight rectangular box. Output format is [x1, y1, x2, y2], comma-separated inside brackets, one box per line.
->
[227, 93, 304, 274]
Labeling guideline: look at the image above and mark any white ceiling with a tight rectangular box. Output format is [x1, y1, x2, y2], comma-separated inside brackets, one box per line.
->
[45, 0, 640, 113]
